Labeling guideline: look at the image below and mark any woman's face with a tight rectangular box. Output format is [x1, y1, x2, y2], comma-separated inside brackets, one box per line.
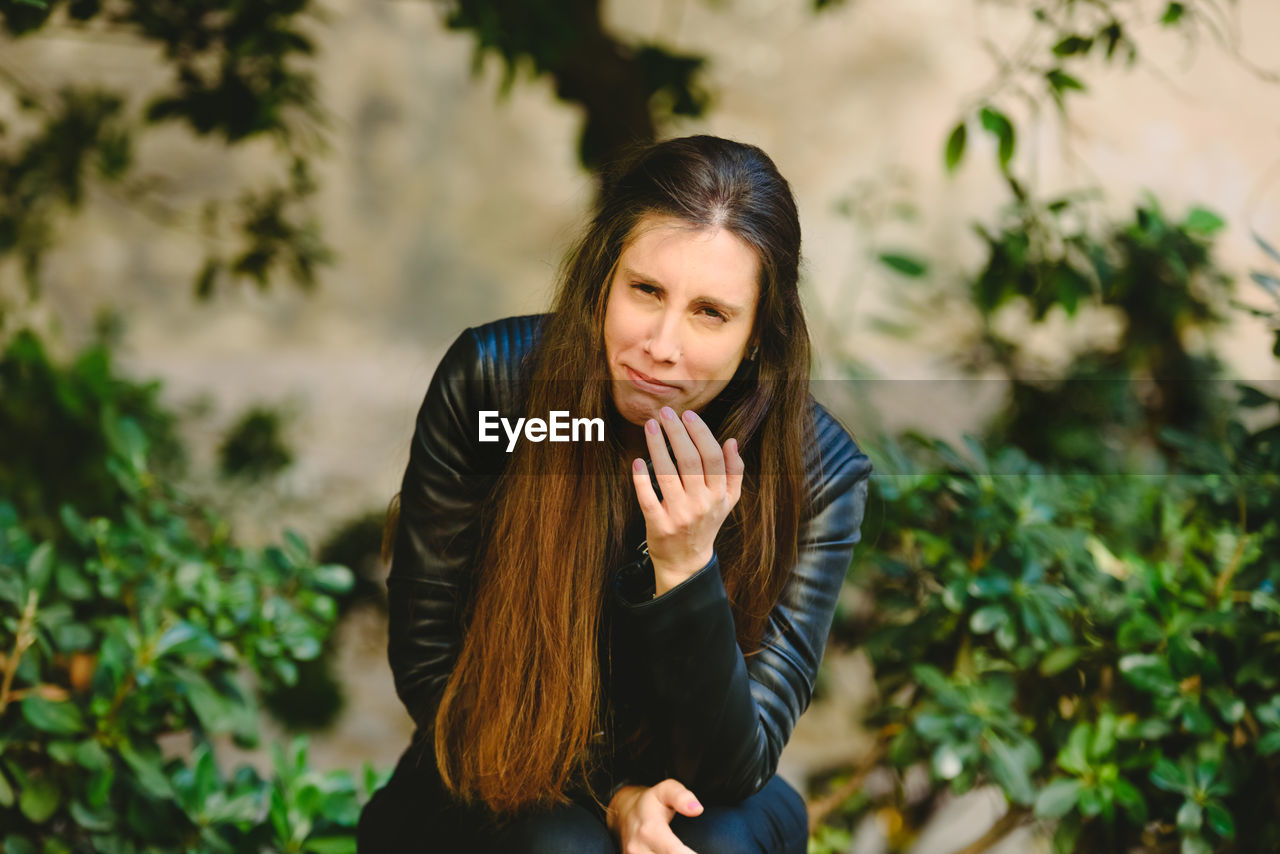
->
[603, 214, 760, 427]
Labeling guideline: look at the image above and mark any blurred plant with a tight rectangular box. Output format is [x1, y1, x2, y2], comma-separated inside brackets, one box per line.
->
[941, 0, 1271, 178]
[811, 414, 1279, 852]
[436, 0, 1251, 178]
[0, 327, 183, 543]
[0, 328, 370, 851]
[433, 0, 710, 170]
[977, 194, 1234, 471]
[219, 406, 295, 481]
[873, 191, 1238, 472]
[1240, 231, 1280, 358]
[260, 510, 390, 732]
[316, 511, 390, 614]
[0, 0, 333, 304]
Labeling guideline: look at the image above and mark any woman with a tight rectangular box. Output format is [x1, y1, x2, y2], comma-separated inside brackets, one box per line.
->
[358, 135, 872, 854]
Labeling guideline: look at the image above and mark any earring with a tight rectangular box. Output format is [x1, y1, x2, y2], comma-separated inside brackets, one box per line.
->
[749, 344, 759, 361]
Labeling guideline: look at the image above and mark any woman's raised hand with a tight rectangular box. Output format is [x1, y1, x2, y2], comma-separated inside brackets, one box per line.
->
[607, 779, 703, 854]
[631, 406, 744, 596]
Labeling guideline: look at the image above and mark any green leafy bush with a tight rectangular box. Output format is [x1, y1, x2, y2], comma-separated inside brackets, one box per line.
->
[0, 331, 371, 852]
[0, 328, 183, 543]
[842, 414, 1278, 853]
[823, 199, 1280, 851]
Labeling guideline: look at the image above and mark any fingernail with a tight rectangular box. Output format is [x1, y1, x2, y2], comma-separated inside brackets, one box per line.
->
[687, 799, 702, 811]
[646, 419, 659, 435]
[633, 458, 645, 473]
[729, 438, 738, 454]
[660, 406, 676, 420]
[682, 409, 698, 423]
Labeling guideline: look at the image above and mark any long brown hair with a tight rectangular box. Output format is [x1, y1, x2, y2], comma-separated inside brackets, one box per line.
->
[416, 136, 812, 815]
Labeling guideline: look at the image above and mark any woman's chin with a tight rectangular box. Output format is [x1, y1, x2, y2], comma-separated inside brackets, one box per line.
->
[610, 394, 663, 427]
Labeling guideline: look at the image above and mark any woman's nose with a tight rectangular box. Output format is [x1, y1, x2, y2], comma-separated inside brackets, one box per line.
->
[644, 314, 681, 363]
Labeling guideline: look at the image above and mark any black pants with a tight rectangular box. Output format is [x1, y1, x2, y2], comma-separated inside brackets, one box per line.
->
[357, 744, 809, 854]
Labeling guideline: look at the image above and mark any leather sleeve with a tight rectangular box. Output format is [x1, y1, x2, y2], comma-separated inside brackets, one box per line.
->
[386, 327, 497, 730]
[611, 406, 872, 804]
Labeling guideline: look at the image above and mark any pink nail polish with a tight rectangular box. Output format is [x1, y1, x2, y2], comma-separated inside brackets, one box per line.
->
[682, 409, 697, 423]
[660, 406, 676, 420]
[633, 458, 645, 472]
[646, 419, 659, 434]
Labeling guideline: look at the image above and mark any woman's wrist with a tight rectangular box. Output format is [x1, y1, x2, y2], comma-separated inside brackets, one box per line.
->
[651, 551, 714, 597]
[606, 783, 644, 835]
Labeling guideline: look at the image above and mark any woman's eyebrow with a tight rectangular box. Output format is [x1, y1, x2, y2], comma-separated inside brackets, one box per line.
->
[621, 266, 746, 317]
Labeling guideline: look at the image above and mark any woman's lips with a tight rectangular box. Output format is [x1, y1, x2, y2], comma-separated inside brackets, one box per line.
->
[624, 365, 680, 396]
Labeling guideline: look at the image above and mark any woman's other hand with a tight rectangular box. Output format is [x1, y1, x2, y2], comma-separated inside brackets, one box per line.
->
[607, 779, 703, 854]
[631, 406, 744, 596]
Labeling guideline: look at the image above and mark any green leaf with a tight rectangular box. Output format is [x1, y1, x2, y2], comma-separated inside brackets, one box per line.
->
[1177, 799, 1203, 833]
[2, 837, 37, 854]
[118, 743, 173, 800]
[1059, 724, 1091, 775]
[1039, 646, 1081, 676]
[1117, 613, 1163, 649]
[1151, 758, 1187, 793]
[1207, 688, 1245, 725]
[155, 621, 223, 660]
[1035, 778, 1082, 818]
[970, 604, 1009, 634]
[1046, 69, 1086, 94]
[878, 252, 928, 278]
[1161, 2, 1186, 25]
[1205, 801, 1234, 839]
[987, 734, 1037, 805]
[180, 670, 258, 741]
[69, 797, 116, 832]
[59, 505, 92, 546]
[283, 529, 311, 567]
[54, 562, 93, 602]
[1090, 713, 1117, 760]
[304, 838, 357, 854]
[1238, 384, 1277, 408]
[979, 107, 1016, 171]
[103, 415, 148, 475]
[1181, 836, 1212, 854]
[1181, 702, 1214, 736]
[0, 767, 13, 808]
[945, 122, 967, 172]
[1118, 653, 1177, 695]
[0, 571, 22, 608]
[47, 740, 77, 764]
[932, 743, 964, 780]
[1077, 784, 1104, 817]
[1184, 206, 1225, 234]
[19, 776, 61, 824]
[1255, 229, 1280, 264]
[75, 739, 110, 771]
[1113, 778, 1147, 823]
[1052, 36, 1092, 57]
[1052, 813, 1083, 854]
[20, 696, 86, 736]
[1257, 730, 1280, 755]
[26, 542, 55, 596]
[312, 564, 354, 595]
[1251, 271, 1280, 300]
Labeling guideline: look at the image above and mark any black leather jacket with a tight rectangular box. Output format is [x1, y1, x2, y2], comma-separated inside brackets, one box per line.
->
[387, 314, 872, 806]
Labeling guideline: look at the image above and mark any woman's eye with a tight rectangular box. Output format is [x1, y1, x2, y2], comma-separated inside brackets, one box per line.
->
[631, 282, 658, 296]
[698, 306, 726, 322]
